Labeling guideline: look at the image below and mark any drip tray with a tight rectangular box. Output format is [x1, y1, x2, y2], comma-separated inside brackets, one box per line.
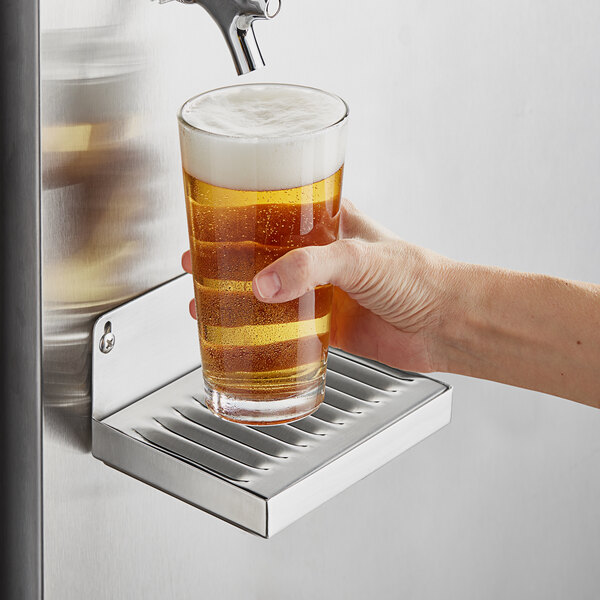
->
[91, 275, 452, 537]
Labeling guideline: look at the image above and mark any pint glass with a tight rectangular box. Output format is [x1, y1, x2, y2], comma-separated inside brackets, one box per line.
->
[178, 83, 348, 425]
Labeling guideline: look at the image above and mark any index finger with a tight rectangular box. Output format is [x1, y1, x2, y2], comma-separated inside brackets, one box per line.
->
[339, 198, 395, 242]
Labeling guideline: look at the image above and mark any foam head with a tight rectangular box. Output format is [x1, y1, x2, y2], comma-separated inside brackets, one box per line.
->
[178, 84, 348, 191]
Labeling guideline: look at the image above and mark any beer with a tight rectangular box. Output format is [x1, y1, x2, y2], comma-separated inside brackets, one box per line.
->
[178, 84, 348, 424]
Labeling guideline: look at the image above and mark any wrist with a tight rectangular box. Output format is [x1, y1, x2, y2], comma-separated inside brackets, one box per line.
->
[426, 259, 490, 374]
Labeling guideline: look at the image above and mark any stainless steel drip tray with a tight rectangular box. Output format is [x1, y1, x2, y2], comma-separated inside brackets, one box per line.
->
[91, 275, 452, 537]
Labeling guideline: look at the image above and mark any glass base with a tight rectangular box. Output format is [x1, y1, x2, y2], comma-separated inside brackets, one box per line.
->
[203, 377, 326, 426]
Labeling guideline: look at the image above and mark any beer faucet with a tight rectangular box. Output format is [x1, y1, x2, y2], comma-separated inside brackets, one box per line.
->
[157, 0, 281, 75]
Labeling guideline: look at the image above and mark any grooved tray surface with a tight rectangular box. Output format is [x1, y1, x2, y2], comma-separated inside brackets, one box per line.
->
[96, 349, 451, 536]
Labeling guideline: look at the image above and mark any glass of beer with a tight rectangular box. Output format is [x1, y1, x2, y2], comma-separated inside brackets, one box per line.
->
[178, 83, 348, 425]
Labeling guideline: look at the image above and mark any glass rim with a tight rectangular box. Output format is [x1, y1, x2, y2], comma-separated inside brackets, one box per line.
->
[177, 82, 349, 142]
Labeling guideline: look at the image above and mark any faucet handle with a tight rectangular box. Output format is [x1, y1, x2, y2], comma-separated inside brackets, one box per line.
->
[155, 0, 282, 75]
[236, 0, 281, 28]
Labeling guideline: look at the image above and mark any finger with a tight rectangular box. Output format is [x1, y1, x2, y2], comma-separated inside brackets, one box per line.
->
[252, 239, 368, 303]
[339, 198, 395, 242]
[182, 250, 192, 274]
[189, 298, 197, 320]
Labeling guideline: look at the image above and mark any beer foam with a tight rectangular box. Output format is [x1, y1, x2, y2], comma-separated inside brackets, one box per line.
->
[179, 84, 348, 191]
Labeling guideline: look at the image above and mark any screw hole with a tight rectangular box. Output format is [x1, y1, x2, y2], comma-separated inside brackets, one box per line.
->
[99, 321, 116, 354]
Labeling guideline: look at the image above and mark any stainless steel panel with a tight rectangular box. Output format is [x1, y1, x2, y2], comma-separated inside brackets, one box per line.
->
[41, 23, 180, 415]
[0, 1, 43, 598]
[91, 275, 452, 537]
[39, 3, 196, 597]
[91, 275, 199, 420]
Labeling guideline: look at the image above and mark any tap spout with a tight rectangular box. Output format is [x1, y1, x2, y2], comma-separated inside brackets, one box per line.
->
[160, 0, 281, 75]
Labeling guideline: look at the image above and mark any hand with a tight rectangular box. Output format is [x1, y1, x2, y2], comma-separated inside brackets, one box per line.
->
[182, 199, 456, 373]
[182, 198, 600, 406]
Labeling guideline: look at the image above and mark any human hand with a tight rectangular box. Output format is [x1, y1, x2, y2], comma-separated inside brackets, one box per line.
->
[182, 197, 600, 406]
[182, 199, 457, 373]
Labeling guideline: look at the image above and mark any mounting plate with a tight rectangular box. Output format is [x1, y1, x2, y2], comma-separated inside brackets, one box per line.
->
[92, 274, 452, 537]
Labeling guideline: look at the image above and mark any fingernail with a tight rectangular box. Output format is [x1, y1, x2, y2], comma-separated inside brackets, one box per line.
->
[255, 271, 282, 299]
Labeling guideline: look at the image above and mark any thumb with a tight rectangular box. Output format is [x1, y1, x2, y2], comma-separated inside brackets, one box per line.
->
[252, 240, 366, 303]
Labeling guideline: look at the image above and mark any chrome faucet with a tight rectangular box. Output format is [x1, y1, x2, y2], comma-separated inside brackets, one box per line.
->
[158, 0, 281, 75]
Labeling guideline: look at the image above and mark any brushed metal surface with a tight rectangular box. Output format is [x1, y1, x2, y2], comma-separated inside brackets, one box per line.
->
[96, 363, 451, 536]
[96, 383, 451, 537]
[92, 275, 452, 537]
[41, 24, 174, 415]
[0, 1, 43, 598]
[91, 275, 199, 420]
[40, 2, 196, 597]
[40, 2, 194, 459]
[97, 356, 449, 498]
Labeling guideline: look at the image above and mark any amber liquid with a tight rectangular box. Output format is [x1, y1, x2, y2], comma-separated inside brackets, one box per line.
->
[184, 167, 343, 412]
